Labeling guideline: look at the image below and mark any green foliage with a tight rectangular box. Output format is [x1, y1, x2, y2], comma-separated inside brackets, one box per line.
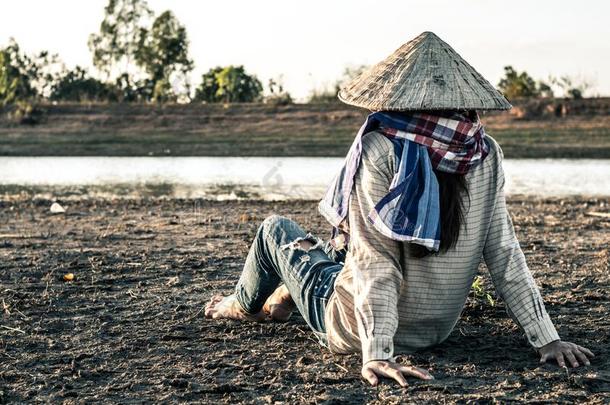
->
[135, 10, 193, 102]
[497, 66, 544, 99]
[50, 66, 117, 102]
[113, 73, 154, 102]
[497, 66, 560, 100]
[88, 0, 153, 79]
[0, 39, 62, 107]
[498, 67, 594, 101]
[0, 40, 37, 106]
[193, 67, 222, 103]
[194, 66, 263, 103]
[89, 1, 193, 102]
[215, 66, 262, 103]
[471, 276, 495, 307]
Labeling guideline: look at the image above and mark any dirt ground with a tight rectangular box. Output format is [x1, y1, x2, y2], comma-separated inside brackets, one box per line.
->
[0, 197, 609, 403]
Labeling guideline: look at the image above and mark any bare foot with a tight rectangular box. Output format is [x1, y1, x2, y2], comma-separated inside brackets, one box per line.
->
[263, 285, 296, 322]
[204, 294, 267, 322]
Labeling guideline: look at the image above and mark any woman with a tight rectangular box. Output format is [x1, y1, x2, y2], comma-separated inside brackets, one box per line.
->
[205, 32, 594, 387]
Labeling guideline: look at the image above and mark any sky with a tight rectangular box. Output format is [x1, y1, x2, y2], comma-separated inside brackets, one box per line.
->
[2, 0, 609, 100]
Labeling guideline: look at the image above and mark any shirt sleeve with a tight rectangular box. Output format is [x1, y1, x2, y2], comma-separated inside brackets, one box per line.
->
[347, 133, 404, 364]
[483, 147, 560, 348]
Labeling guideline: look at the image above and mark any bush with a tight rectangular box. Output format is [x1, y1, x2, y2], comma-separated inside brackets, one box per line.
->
[135, 10, 193, 103]
[497, 66, 545, 100]
[113, 74, 154, 102]
[50, 66, 117, 102]
[193, 66, 262, 103]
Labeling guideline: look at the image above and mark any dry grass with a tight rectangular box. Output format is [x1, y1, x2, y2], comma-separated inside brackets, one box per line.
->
[0, 103, 609, 158]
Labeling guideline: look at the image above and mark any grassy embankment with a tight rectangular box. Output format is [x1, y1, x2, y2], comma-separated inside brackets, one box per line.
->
[1, 102, 609, 158]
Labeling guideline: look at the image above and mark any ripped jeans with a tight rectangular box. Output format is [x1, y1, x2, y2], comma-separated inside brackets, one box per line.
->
[234, 215, 345, 340]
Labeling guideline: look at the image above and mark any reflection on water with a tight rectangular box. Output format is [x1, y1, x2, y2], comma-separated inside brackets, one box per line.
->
[1, 157, 608, 200]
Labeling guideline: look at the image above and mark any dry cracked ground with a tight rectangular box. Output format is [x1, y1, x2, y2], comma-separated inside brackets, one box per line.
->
[0, 197, 608, 403]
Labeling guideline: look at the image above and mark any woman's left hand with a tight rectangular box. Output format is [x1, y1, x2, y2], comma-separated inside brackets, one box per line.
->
[539, 340, 595, 368]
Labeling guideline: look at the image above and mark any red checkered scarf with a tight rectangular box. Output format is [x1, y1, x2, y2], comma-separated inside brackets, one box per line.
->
[378, 111, 489, 174]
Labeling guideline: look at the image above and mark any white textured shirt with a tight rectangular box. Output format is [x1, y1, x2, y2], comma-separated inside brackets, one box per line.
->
[324, 131, 560, 364]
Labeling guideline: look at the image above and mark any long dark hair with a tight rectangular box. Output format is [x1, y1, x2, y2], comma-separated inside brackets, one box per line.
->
[406, 100, 476, 259]
[409, 171, 469, 258]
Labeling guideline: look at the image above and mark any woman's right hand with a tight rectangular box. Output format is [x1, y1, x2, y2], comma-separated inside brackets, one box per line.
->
[361, 360, 434, 387]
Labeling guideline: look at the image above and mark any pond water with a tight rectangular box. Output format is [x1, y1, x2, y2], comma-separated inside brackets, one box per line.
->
[1, 157, 609, 200]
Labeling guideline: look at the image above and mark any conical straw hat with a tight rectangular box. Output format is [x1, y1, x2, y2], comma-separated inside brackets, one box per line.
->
[339, 32, 512, 111]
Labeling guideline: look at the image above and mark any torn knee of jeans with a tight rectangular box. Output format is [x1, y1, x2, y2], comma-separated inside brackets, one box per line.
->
[280, 233, 325, 252]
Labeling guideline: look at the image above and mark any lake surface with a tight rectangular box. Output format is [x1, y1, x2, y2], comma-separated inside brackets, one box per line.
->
[1, 157, 609, 200]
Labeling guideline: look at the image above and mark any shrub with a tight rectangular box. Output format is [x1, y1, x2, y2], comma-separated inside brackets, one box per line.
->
[193, 66, 262, 103]
[497, 66, 543, 100]
[50, 66, 118, 102]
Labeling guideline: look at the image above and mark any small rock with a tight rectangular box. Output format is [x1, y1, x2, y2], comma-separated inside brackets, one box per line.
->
[166, 276, 180, 286]
[50, 202, 66, 214]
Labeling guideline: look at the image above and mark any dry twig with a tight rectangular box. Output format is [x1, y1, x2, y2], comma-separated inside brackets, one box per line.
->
[1, 325, 25, 334]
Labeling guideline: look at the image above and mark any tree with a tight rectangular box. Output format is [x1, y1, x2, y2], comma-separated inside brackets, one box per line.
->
[50, 66, 117, 102]
[193, 67, 222, 102]
[193, 66, 262, 103]
[135, 10, 193, 102]
[112, 73, 154, 102]
[496, 66, 557, 99]
[215, 66, 262, 103]
[0, 39, 58, 123]
[1, 39, 121, 105]
[0, 39, 63, 104]
[497, 66, 542, 99]
[0, 40, 36, 106]
[88, 0, 153, 80]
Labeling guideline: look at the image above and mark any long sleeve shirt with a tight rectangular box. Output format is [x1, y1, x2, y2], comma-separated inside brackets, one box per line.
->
[324, 131, 560, 364]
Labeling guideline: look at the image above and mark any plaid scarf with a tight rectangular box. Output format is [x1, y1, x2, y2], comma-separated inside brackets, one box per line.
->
[318, 111, 489, 251]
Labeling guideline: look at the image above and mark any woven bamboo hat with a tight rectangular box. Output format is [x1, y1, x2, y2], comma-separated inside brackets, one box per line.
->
[339, 31, 512, 111]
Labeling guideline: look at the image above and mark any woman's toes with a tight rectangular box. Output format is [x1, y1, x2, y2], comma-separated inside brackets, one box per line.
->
[204, 294, 268, 322]
[204, 295, 225, 318]
[210, 294, 224, 303]
[204, 306, 216, 318]
[207, 295, 224, 307]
